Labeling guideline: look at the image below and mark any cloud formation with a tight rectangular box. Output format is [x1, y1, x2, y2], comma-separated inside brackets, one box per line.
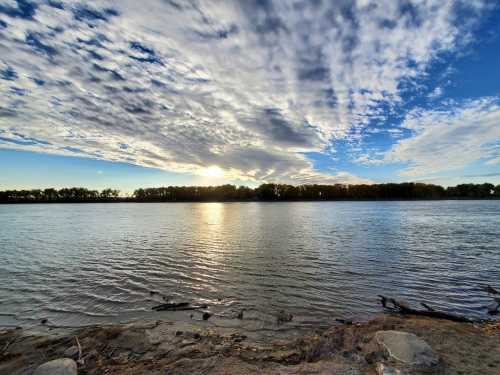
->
[384, 97, 500, 177]
[0, 0, 494, 183]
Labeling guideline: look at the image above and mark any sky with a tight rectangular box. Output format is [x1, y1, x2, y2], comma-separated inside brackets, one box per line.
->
[0, 0, 499, 193]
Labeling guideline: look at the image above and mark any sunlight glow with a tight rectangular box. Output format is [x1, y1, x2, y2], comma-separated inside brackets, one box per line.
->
[201, 165, 224, 178]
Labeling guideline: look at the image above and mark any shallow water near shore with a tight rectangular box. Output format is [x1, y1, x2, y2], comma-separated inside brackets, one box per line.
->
[1, 201, 499, 340]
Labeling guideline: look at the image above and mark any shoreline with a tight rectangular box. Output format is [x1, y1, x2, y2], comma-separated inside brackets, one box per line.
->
[2, 197, 500, 204]
[2, 314, 499, 374]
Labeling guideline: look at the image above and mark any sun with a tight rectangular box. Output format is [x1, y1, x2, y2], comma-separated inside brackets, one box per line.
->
[201, 165, 223, 178]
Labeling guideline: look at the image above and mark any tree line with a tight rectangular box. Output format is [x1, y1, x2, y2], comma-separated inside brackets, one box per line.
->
[1, 183, 499, 203]
[0, 187, 120, 203]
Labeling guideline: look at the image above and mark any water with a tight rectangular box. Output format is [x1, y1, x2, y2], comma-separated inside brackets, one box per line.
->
[1, 201, 499, 339]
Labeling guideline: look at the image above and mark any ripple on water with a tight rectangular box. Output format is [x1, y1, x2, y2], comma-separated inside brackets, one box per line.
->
[0, 201, 499, 338]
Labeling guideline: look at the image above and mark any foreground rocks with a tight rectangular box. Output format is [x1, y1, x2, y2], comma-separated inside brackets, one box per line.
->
[33, 358, 77, 375]
[372, 331, 440, 374]
[0, 315, 499, 374]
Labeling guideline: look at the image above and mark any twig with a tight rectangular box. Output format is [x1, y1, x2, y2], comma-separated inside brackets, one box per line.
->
[75, 336, 83, 365]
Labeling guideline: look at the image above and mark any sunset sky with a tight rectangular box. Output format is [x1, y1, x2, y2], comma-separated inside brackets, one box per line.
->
[1, 0, 499, 192]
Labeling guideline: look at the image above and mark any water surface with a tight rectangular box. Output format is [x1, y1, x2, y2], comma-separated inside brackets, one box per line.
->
[1, 201, 499, 338]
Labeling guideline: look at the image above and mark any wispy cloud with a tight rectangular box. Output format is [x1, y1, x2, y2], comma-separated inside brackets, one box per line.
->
[384, 97, 500, 177]
[0, 0, 492, 184]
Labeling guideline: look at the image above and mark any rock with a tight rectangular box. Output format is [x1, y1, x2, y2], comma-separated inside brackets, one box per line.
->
[109, 330, 151, 354]
[202, 312, 212, 321]
[486, 302, 499, 315]
[63, 345, 79, 358]
[375, 331, 439, 367]
[33, 358, 77, 375]
[276, 310, 293, 325]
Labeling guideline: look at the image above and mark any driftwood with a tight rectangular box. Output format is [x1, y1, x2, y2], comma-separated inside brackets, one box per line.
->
[380, 284, 500, 320]
[152, 302, 208, 312]
[378, 295, 474, 323]
[481, 285, 499, 295]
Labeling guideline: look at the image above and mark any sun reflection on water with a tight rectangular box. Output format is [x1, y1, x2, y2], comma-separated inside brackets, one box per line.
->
[201, 202, 224, 225]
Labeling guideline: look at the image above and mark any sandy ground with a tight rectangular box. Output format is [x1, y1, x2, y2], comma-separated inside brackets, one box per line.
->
[1, 314, 499, 375]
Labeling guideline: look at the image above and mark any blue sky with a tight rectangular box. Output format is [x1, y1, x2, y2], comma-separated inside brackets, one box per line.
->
[1, 0, 499, 192]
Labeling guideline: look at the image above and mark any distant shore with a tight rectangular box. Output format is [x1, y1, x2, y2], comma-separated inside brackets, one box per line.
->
[2, 197, 500, 204]
[1, 314, 499, 374]
[1, 182, 499, 204]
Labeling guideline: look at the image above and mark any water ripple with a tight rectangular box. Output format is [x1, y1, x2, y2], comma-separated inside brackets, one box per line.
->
[1, 201, 499, 335]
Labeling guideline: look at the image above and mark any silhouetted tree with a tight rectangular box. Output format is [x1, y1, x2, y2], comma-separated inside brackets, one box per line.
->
[1, 183, 499, 203]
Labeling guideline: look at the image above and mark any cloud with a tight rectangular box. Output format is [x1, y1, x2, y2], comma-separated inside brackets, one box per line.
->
[428, 86, 443, 99]
[384, 97, 500, 177]
[461, 172, 500, 178]
[0, 0, 492, 184]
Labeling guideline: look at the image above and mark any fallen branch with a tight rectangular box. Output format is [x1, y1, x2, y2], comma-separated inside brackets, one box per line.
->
[378, 295, 474, 323]
[152, 302, 208, 312]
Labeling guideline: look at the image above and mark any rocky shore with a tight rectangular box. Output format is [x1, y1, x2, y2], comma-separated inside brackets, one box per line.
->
[1, 314, 499, 375]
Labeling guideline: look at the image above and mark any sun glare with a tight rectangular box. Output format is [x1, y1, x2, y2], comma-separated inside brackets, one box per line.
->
[201, 165, 223, 178]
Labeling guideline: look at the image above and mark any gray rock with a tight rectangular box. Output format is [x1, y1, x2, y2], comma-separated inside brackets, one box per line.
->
[375, 331, 439, 367]
[33, 358, 77, 375]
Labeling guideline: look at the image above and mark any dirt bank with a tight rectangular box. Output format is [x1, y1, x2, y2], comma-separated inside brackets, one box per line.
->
[1, 314, 499, 374]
